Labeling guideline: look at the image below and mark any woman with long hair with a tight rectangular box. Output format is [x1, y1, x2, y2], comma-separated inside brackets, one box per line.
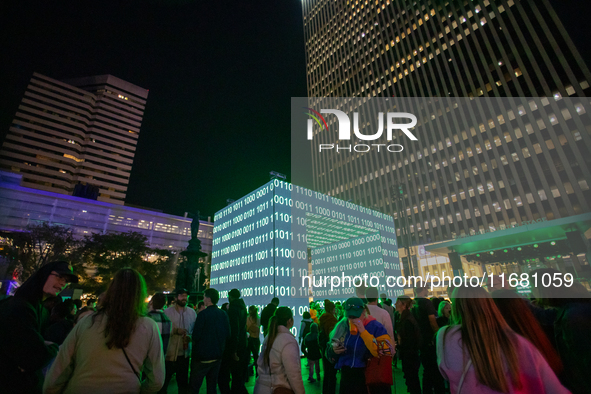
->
[247, 305, 261, 376]
[0, 260, 78, 394]
[437, 285, 568, 393]
[253, 306, 304, 394]
[44, 268, 165, 393]
[492, 289, 563, 375]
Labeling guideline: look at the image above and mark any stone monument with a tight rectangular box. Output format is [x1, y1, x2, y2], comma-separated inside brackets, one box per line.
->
[175, 212, 207, 293]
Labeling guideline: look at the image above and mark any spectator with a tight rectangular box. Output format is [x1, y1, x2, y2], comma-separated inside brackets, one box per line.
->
[254, 307, 304, 394]
[491, 290, 562, 375]
[43, 296, 63, 316]
[302, 323, 322, 382]
[412, 285, 445, 393]
[149, 293, 172, 354]
[528, 269, 591, 394]
[379, 293, 396, 332]
[75, 298, 97, 323]
[366, 287, 394, 341]
[197, 301, 206, 313]
[298, 311, 313, 344]
[260, 297, 279, 337]
[221, 302, 229, 312]
[44, 268, 164, 393]
[0, 261, 76, 393]
[318, 300, 338, 394]
[219, 288, 248, 394]
[437, 285, 569, 393]
[334, 302, 344, 320]
[309, 301, 320, 324]
[246, 305, 261, 377]
[161, 288, 196, 394]
[329, 298, 391, 394]
[355, 283, 367, 303]
[395, 296, 421, 394]
[44, 299, 76, 345]
[436, 300, 451, 328]
[432, 297, 443, 315]
[190, 288, 230, 394]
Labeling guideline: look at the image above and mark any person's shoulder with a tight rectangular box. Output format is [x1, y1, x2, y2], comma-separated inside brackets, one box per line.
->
[139, 315, 159, 329]
[365, 318, 387, 333]
[437, 324, 460, 342]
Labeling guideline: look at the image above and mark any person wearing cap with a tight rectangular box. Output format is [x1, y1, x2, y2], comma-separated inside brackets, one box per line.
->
[161, 288, 196, 394]
[329, 297, 392, 394]
[0, 260, 78, 393]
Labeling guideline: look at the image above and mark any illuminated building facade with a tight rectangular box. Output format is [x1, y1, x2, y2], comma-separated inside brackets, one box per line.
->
[302, 0, 591, 281]
[0, 72, 148, 205]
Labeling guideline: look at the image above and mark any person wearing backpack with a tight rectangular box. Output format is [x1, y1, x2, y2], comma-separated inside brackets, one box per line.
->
[318, 300, 338, 394]
[298, 311, 312, 345]
[302, 323, 322, 382]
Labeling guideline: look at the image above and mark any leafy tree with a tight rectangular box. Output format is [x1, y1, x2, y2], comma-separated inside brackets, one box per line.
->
[3, 223, 79, 282]
[78, 231, 175, 294]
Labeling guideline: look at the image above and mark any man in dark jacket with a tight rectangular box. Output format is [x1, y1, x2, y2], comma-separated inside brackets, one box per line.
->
[223, 288, 249, 394]
[190, 288, 230, 394]
[0, 261, 78, 394]
[260, 297, 279, 336]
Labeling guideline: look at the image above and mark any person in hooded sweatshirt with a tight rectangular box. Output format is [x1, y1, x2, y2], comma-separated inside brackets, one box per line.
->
[0, 261, 78, 394]
[329, 297, 392, 394]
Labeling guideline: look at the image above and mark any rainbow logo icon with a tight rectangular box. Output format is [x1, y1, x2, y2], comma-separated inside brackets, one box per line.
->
[304, 107, 328, 139]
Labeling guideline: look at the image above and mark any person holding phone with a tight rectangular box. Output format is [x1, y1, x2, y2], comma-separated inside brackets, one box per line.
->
[328, 298, 391, 394]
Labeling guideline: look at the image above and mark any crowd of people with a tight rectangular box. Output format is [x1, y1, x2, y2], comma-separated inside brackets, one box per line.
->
[0, 261, 590, 394]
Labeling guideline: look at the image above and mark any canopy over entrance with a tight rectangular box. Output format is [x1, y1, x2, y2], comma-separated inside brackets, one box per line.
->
[425, 213, 591, 265]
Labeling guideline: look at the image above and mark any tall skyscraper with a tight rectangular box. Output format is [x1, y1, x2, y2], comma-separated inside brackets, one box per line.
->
[0, 72, 148, 205]
[302, 0, 591, 276]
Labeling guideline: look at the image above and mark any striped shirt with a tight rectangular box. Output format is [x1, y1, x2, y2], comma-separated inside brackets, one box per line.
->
[148, 310, 172, 354]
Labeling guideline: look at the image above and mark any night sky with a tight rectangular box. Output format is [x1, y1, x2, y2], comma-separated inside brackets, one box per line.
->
[0, 0, 307, 219]
[1, 1, 590, 220]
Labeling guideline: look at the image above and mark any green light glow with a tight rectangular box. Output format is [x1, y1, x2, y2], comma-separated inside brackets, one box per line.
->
[504, 249, 508, 253]
[490, 251, 494, 255]
[517, 247, 522, 251]
[551, 241, 556, 246]
[534, 244, 538, 248]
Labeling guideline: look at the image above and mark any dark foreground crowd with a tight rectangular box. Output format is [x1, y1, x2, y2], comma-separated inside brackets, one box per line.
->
[0, 261, 590, 394]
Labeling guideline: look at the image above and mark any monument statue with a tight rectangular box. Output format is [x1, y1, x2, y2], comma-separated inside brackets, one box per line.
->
[176, 211, 207, 293]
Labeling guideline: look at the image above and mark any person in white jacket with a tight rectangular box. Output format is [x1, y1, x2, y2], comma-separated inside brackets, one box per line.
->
[43, 268, 165, 394]
[254, 307, 305, 394]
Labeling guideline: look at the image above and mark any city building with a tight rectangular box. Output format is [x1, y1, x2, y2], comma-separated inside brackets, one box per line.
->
[0, 171, 214, 292]
[0, 72, 148, 205]
[0, 171, 213, 252]
[301, 0, 591, 286]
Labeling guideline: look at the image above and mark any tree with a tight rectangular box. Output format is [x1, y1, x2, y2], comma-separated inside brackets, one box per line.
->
[78, 231, 175, 294]
[3, 223, 79, 282]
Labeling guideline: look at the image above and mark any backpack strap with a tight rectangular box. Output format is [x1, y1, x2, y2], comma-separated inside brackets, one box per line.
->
[456, 358, 472, 394]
